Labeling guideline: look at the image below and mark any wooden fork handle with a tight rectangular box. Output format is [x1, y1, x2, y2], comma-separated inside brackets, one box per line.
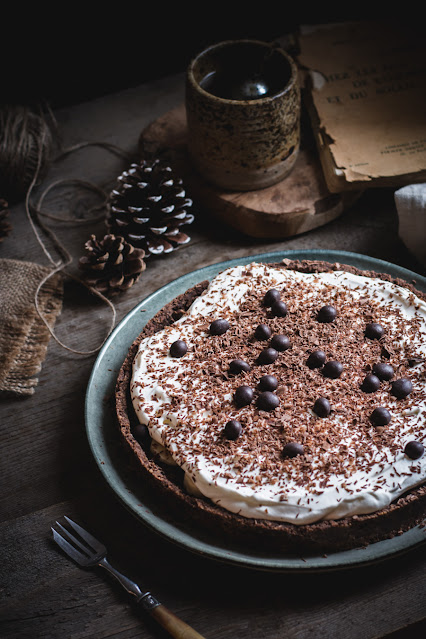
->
[147, 603, 206, 639]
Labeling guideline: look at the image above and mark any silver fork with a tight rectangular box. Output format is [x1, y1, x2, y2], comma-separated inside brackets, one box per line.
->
[52, 516, 205, 639]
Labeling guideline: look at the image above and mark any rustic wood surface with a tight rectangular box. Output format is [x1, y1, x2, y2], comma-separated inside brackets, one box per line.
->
[1, 71, 426, 639]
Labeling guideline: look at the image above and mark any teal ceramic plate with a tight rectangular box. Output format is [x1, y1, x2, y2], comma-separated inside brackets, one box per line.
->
[85, 249, 426, 572]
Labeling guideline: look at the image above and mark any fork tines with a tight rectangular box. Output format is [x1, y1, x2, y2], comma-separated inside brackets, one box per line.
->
[51, 516, 106, 566]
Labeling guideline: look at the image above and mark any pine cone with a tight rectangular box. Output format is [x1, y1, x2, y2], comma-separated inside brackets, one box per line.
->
[0, 198, 12, 241]
[79, 234, 146, 296]
[106, 158, 194, 257]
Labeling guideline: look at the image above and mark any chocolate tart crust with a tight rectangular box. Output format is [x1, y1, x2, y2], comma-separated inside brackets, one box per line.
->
[115, 260, 426, 554]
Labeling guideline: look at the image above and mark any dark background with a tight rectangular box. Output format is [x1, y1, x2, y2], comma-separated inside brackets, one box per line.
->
[3, 8, 372, 108]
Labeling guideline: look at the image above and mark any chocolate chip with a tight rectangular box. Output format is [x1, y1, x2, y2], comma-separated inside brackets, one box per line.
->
[316, 305, 337, 323]
[270, 334, 291, 351]
[282, 442, 304, 458]
[209, 318, 230, 335]
[224, 420, 242, 440]
[361, 374, 381, 393]
[322, 360, 343, 379]
[313, 397, 331, 417]
[391, 378, 413, 399]
[372, 362, 394, 381]
[257, 391, 280, 411]
[234, 385, 254, 407]
[307, 349, 326, 369]
[257, 347, 279, 365]
[254, 324, 272, 340]
[258, 374, 278, 391]
[404, 440, 424, 460]
[370, 407, 391, 426]
[270, 300, 288, 317]
[263, 288, 281, 307]
[169, 339, 188, 357]
[365, 322, 385, 340]
[132, 423, 150, 448]
[229, 359, 251, 375]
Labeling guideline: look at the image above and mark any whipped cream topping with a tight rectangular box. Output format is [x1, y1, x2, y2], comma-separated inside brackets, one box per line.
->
[130, 262, 426, 524]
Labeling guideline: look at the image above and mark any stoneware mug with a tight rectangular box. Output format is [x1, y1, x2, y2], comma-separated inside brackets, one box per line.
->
[185, 39, 301, 191]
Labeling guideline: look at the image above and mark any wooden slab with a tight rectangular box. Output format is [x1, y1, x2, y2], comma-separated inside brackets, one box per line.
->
[138, 104, 361, 239]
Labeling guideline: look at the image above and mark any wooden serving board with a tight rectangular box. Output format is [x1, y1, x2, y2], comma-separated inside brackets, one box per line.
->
[138, 104, 360, 239]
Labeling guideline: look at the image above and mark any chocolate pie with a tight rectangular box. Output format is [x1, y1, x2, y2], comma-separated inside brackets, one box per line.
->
[115, 260, 426, 553]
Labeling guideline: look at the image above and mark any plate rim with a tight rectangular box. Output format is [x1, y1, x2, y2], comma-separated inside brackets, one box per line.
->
[85, 249, 426, 572]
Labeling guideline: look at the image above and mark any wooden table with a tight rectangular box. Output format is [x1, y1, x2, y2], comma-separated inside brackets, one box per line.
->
[1, 72, 425, 639]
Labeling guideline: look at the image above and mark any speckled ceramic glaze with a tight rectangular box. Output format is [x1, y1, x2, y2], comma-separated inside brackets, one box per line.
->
[185, 40, 301, 191]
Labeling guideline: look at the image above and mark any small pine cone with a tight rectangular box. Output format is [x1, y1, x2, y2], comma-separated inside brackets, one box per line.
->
[107, 157, 194, 257]
[79, 234, 146, 296]
[0, 198, 12, 241]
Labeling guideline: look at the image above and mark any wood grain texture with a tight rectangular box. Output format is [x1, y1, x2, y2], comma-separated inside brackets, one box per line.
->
[0, 72, 425, 639]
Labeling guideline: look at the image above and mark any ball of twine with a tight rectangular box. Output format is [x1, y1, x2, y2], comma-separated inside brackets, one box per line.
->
[0, 103, 59, 204]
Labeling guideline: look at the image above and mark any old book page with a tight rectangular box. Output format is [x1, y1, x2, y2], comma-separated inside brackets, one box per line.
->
[297, 21, 426, 192]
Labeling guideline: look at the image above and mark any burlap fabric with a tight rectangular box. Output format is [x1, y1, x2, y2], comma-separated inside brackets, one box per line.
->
[0, 259, 63, 396]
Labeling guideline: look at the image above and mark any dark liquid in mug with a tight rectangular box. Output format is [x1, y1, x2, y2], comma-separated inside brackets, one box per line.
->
[199, 70, 273, 101]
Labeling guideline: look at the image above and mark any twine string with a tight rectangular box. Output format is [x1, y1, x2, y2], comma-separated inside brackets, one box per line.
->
[55, 140, 132, 162]
[35, 179, 109, 225]
[18, 111, 135, 355]
[0, 103, 58, 201]
[35, 141, 134, 225]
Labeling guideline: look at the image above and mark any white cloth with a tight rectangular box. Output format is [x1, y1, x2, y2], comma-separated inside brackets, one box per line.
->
[395, 183, 426, 267]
